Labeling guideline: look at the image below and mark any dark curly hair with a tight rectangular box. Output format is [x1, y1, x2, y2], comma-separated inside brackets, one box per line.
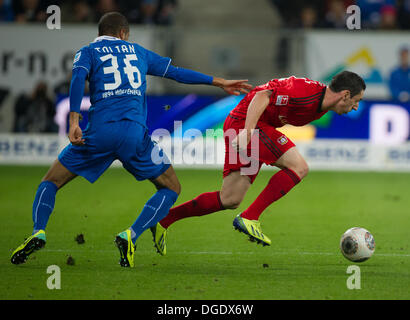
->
[329, 71, 366, 97]
[98, 12, 129, 37]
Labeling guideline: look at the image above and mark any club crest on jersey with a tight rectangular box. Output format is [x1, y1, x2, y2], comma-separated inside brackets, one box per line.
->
[276, 95, 289, 106]
[277, 135, 288, 145]
[278, 115, 288, 125]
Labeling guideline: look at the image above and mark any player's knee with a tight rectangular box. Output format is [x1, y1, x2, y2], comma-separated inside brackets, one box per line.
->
[165, 177, 181, 195]
[41, 178, 60, 189]
[41, 175, 66, 189]
[293, 161, 309, 180]
[220, 194, 242, 209]
[40, 160, 76, 189]
[152, 169, 181, 195]
[301, 161, 309, 179]
[224, 201, 241, 210]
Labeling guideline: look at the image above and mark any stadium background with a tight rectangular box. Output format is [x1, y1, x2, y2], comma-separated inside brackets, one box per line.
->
[0, 0, 410, 301]
[1, 0, 410, 170]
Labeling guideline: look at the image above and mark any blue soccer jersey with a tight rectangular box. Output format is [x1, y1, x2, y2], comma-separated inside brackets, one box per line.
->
[62, 35, 213, 184]
[72, 35, 172, 127]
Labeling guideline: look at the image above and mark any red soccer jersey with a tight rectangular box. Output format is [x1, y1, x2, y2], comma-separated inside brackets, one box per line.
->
[230, 76, 328, 128]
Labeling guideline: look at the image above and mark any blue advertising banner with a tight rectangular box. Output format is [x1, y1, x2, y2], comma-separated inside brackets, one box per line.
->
[55, 96, 410, 144]
[314, 100, 410, 144]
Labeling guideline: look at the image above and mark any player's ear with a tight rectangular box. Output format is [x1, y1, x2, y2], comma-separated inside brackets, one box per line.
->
[118, 29, 126, 40]
[342, 90, 350, 100]
[121, 29, 129, 41]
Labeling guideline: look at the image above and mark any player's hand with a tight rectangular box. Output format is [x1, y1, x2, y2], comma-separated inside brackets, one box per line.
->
[231, 129, 252, 152]
[69, 124, 85, 146]
[213, 77, 253, 96]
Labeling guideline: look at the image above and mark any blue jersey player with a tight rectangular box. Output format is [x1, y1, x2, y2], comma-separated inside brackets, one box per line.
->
[11, 12, 252, 267]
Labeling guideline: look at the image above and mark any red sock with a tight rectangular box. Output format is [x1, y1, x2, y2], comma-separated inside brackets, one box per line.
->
[241, 168, 301, 221]
[160, 191, 224, 228]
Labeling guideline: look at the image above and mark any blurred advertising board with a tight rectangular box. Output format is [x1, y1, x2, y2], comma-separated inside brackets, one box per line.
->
[54, 95, 410, 145]
[0, 24, 154, 95]
[1, 99, 409, 170]
[1, 133, 410, 171]
[305, 31, 409, 100]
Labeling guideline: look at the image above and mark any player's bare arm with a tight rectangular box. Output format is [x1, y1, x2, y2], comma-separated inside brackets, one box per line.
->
[161, 66, 252, 96]
[212, 77, 253, 96]
[232, 90, 272, 151]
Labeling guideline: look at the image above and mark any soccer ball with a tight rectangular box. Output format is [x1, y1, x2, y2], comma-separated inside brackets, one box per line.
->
[340, 227, 375, 262]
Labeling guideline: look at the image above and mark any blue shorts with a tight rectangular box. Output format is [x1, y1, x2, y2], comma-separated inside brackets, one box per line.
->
[58, 120, 170, 183]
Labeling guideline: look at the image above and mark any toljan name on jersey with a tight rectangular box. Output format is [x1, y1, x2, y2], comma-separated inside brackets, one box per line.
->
[94, 44, 136, 54]
[102, 88, 141, 99]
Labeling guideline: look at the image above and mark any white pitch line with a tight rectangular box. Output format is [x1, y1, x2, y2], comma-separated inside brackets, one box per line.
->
[42, 249, 410, 258]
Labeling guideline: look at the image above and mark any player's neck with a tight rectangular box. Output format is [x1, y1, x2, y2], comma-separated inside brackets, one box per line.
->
[321, 87, 341, 112]
[98, 33, 122, 40]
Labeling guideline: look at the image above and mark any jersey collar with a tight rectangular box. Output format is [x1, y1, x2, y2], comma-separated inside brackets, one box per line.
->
[93, 35, 121, 43]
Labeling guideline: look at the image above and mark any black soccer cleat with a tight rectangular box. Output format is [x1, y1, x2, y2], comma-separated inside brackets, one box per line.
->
[114, 230, 135, 268]
[11, 230, 46, 265]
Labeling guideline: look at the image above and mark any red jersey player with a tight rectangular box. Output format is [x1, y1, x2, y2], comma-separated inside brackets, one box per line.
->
[151, 71, 365, 254]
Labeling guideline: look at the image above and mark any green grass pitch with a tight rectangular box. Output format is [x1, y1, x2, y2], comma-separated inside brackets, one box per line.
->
[0, 166, 409, 300]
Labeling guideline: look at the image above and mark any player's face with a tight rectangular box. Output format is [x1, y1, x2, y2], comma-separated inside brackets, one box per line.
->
[337, 90, 364, 115]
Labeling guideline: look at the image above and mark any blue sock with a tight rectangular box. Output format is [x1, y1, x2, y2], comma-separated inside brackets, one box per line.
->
[32, 181, 58, 234]
[129, 188, 178, 244]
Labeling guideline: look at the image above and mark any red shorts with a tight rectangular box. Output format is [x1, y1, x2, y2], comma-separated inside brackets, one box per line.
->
[223, 114, 295, 183]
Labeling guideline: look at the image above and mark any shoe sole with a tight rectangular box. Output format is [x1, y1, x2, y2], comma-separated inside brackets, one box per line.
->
[233, 218, 270, 247]
[11, 238, 46, 265]
[114, 236, 132, 267]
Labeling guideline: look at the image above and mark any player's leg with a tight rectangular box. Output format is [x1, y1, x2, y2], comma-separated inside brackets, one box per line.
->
[233, 127, 301, 246]
[150, 164, 181, 194]
[150, 150, 255, 255]
[274, 146, 309, 179]
[150, 116, 262, 254]
[127, 165, 180, 242]
[115, 165, 181, 264]
[151, 116, 260, 254]
[157, 190, 224, 230]
[11, 159, 77, 265]
[115, 122, 181, 264]
[32, 160, 77, 233]
[157, 115, 257, 231]
[220, 170, 252, 208]
[157, 170, 250, 230]
[240, 146, 307, 222]
[150, 170, 252, 255]
[12, 121, 118, 266]
[158, 191, 225, 230]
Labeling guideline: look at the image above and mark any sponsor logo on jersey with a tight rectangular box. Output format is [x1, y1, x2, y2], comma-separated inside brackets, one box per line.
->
[277, 135, 288, 145]
[276, 95, 289, 106]
[73, 52, 81, 63]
